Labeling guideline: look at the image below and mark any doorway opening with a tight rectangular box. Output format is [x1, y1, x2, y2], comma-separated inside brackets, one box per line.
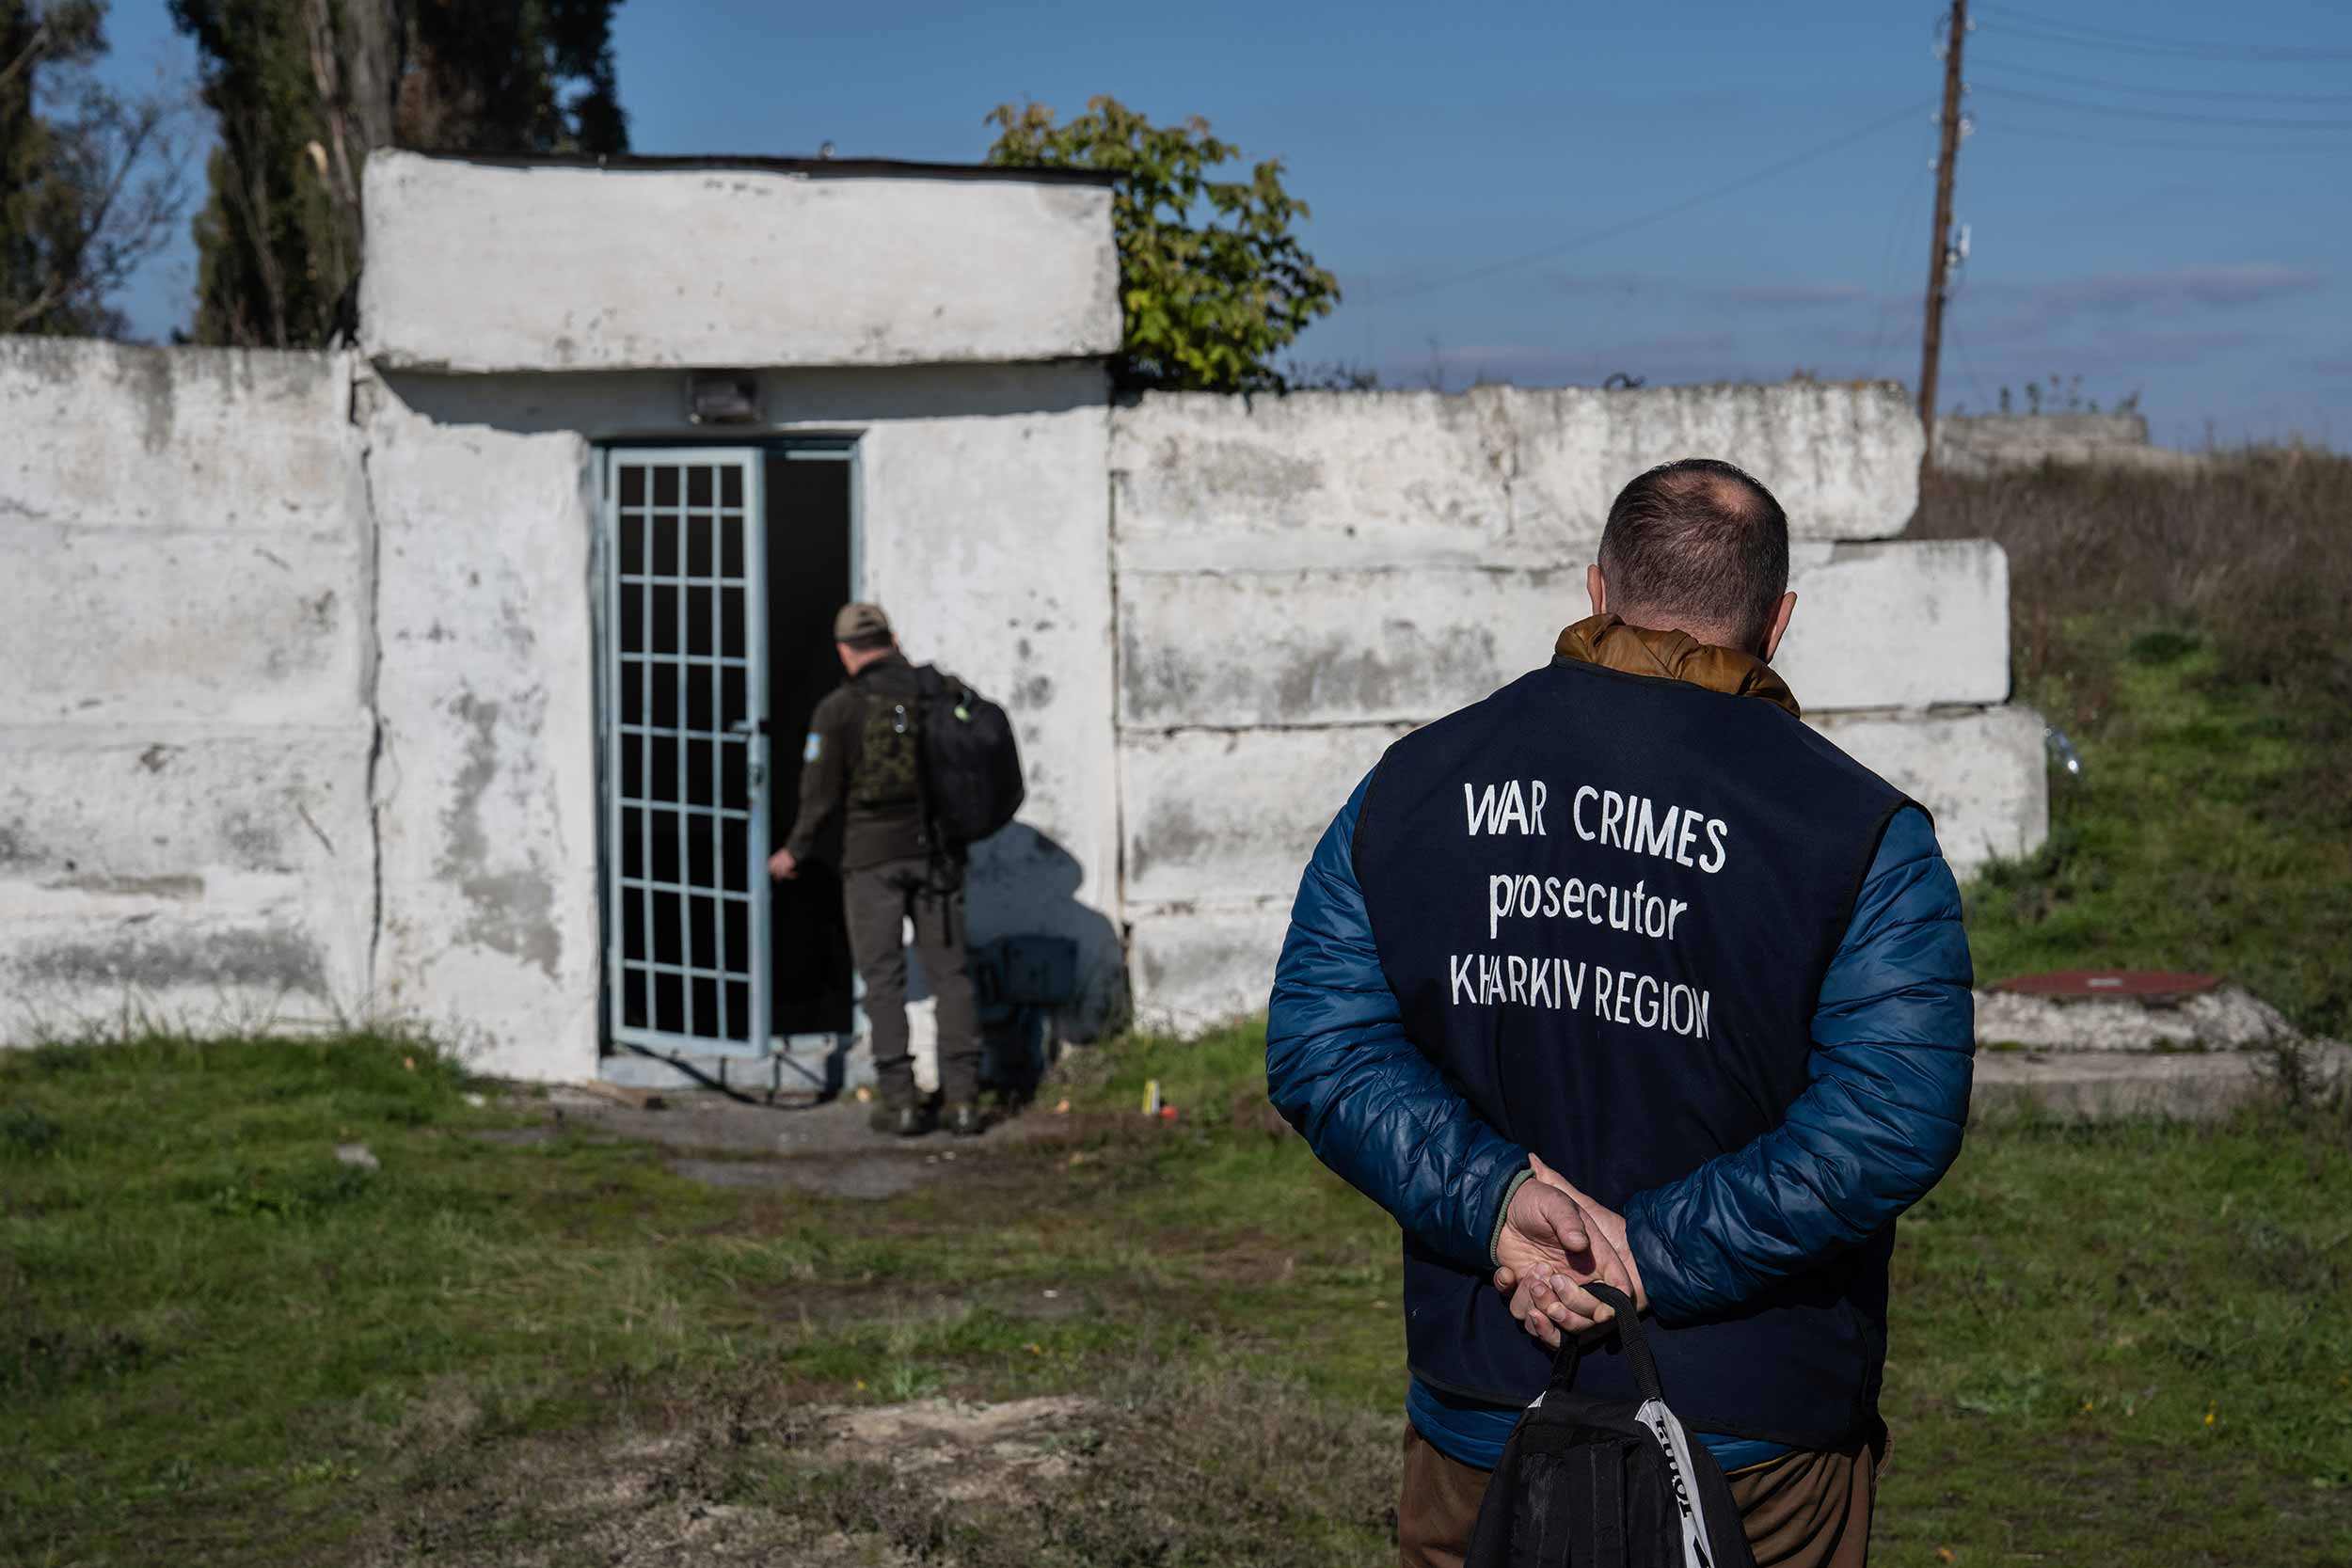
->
[598, 442, 857, 1060]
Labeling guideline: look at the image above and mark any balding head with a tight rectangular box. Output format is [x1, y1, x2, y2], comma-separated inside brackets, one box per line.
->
[1593, 458, 1793, 654]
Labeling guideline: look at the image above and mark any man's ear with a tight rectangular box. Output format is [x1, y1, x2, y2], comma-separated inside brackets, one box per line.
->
[1585, 563, 1608, 618]
[1760, 592, 1798, 661]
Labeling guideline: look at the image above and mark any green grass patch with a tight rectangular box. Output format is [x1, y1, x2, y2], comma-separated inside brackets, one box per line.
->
[1963, 622, 2352, 1037]
[6, 1029, 2350, 1564]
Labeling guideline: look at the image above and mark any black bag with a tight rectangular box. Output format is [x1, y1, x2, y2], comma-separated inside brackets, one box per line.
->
[915, 666, 1025, 848]
[1465, 1283, 1757, 1568]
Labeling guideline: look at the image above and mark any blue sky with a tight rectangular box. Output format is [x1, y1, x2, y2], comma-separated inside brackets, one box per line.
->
[91, 0, 2352, 447]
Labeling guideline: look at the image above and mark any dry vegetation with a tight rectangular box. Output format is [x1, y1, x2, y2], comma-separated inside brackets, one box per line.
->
[1914, 451, 2352, 703]
[1914, 450, 2352, 1037]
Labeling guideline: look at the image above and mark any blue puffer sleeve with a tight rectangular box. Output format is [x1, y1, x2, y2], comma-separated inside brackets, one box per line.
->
[1266, 771, 1531, 1272]
[1624, 806, 1975, 1323]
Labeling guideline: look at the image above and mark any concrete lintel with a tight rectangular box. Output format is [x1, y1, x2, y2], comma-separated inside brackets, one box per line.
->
[360, 150, 1121, 372]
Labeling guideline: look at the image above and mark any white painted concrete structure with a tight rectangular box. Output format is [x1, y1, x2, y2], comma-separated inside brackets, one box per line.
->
[0, 150, 2045, 1072]
[1933, 413, 2198, 473]
[0, 339, 376, 1034]
[361, 152, 1120, 375]
[1112, 389, 2042, 1029]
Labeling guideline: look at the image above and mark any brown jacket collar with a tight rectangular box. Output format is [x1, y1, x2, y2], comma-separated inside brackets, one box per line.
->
[1553, 613, 1802, 718]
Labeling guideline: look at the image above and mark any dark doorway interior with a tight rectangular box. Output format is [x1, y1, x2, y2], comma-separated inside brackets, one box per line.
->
[765, 453, 857, 1037]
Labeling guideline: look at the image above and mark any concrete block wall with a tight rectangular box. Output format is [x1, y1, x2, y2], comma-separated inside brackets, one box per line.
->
[1111, 383, 2046, 1030]
[0, 339, 376, 1037]
[1, 339, 2043, 1058]
[1933, 413, 2199, 474]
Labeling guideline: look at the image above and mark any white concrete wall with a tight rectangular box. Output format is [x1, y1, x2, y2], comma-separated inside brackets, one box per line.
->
[3, 332, 2042, 1059]
[1116, 542, 2008, 729]
[1810, 706, 2048, 871]
[1111, 385, 2042, 1031]
[1112, 381, 1924, 573]
[359, 383, 604, 1077]
[0, 338, 375, 1037]
[361, 152, 1122, 374]
[0, 337, 1118, 1074]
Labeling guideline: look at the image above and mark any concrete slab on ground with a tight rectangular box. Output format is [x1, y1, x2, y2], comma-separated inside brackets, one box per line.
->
[1971, 1043, 2352, 1121]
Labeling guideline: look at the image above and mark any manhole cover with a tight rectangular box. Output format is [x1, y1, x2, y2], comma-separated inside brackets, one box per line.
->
[1989, 970, 2223, 1003]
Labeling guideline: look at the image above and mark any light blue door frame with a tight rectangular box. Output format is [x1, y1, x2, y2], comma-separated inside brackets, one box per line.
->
[600, 447, 772, 1057]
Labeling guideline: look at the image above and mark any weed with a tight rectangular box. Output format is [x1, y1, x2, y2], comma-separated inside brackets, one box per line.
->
[0, 1105, 62, 1159]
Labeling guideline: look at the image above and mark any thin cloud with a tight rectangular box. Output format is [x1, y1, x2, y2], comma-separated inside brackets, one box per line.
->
[1970, 262, 2328, 339]
[1544, 273, 1877, 309]
[1705, 280, 1875, 309]
[2291, 347, 2352, 380]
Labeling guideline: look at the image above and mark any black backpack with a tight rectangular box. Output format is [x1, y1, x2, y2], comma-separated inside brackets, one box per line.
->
[1465, 1283, 1757, 1568]
[914, 666, 1025, 848]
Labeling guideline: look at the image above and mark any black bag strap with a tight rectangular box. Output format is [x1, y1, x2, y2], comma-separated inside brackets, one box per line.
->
[1545, 1280, 1666, 1405]
[907, 665, 943, 863]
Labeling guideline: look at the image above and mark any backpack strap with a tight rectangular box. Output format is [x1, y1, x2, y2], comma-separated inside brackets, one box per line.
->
[1542, 1281, 1667, 1407]
[1586, 1282, 1665, 1404]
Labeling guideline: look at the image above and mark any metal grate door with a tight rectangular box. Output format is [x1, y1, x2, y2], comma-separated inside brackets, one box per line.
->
[603, 449, 771, 1055]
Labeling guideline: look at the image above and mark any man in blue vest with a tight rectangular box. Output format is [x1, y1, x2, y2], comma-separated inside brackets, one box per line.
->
[1266, 458, 1975, 1568]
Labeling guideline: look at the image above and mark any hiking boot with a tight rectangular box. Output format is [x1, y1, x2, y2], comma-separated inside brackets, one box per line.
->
[869, 1101, 932, 1137]
[943, 1101, 985, 1138]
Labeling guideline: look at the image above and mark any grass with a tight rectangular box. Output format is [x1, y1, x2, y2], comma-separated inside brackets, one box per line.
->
[1958, 623, 2352, 1035]
[5, 1029, 2351, 1565]
[1915, 453, 2352, 1037]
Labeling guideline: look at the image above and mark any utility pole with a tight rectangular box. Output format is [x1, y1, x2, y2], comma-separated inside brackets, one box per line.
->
[1917, 0, 1967, 466]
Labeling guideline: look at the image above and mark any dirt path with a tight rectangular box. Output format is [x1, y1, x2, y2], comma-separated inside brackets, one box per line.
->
[521, 1086, 1069, 1199]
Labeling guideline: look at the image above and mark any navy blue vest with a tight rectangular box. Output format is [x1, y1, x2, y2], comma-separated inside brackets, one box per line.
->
[1354, 656, 1910, 1450]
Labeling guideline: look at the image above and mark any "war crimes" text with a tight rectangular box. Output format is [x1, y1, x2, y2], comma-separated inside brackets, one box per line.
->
[1465, 779, 1729, 874]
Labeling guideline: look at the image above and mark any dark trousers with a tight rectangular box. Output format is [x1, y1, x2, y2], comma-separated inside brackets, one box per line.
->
[844, 856, 980, 1107]
[1399, 1424, 1879, 1568]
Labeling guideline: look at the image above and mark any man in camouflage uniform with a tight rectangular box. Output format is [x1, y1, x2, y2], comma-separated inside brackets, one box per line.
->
[770, 604, 983, 1136]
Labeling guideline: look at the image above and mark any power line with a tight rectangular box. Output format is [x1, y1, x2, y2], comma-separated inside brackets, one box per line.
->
[1974, 84, 2352, 131]
[1972, 2, 2352, 63]
[1355, 101, 1931, 309]
[1978, 119, 2352, 154]
[1946, 314, 1997, 418]
[1862, 124, 1936, 381]
[1967, 55, 2352, 106]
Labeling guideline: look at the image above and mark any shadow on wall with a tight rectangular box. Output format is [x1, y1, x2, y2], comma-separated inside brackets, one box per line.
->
[378, 361, 1109, 437]
[966, 823, 1129, 1048]
[850, 826, 1124, 1103]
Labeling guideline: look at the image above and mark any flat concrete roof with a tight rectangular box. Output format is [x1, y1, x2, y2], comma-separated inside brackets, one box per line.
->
[402, 150, 1124, 186]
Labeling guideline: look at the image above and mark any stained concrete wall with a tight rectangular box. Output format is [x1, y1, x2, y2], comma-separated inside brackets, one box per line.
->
[1, 313, 2042, 1054]
[360, 385, 605, 1075]
[368, 364, 1123, 1077]
[1112, 382, 1925, 573]
[0, 338, 375, 1037]
[361, 152, 1122, 374]
[1112, 385, 2042, 1031]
